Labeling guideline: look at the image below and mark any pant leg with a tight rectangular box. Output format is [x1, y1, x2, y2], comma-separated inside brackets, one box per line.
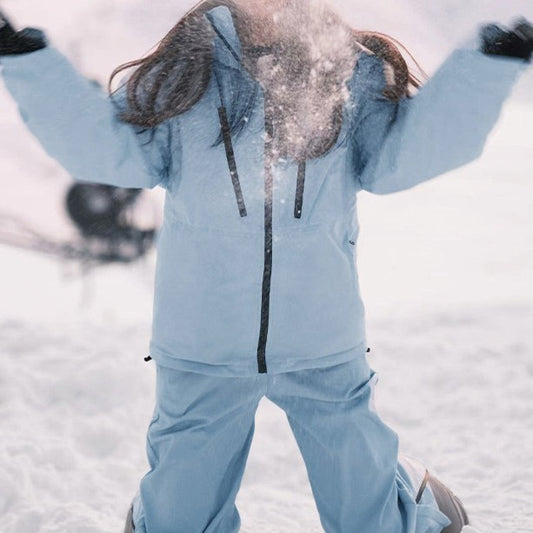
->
[133, 364, 264, 533]
[266, 356, 450, 533]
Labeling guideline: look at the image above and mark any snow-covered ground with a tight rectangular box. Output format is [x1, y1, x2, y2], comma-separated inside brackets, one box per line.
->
[1, 1, 532, 532]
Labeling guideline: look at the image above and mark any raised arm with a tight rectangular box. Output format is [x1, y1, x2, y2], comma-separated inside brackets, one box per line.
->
[355, 20, 531, 195]
[0, 11, 173, 189]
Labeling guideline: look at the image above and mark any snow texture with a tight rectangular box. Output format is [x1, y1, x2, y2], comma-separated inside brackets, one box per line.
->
[1, 1, 532, 532]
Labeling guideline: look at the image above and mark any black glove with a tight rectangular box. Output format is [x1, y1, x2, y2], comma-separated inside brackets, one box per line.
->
[0, 10, 47, 55]
[480, 18, 533, 61]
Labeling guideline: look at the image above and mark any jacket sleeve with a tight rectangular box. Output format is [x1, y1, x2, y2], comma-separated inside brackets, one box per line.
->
[356, 48, 528, 195]
[0, 46, 172, 189]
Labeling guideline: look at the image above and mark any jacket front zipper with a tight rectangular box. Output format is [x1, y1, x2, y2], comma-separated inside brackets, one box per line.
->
[256, 110, 274, 374]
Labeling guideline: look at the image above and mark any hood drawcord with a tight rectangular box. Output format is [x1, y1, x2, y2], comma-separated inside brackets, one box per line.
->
[208, 13, 307, 222]
[213, 68, 248, 218]
[294, 161, 306, 219]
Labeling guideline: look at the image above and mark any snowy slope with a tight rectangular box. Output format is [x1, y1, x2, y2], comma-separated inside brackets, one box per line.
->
[1, 1, 533, 532]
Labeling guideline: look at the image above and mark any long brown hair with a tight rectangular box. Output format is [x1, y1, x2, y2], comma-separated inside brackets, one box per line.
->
[109, 0, 424, 159]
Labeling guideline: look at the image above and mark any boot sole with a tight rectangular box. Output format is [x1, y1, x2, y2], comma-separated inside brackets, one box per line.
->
[428, 474, 469, 533]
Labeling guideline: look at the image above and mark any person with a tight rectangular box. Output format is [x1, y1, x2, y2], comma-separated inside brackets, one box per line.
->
[1, 2, 531, 532]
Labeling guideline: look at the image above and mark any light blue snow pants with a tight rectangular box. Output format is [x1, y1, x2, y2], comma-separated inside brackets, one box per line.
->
[132, 355, 450, 532]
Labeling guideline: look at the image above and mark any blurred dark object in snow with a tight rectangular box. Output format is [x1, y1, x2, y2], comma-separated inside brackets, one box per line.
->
[0, 183, 156, 267]
[64, 183, 156, 263]
[67, 183, 139, 238]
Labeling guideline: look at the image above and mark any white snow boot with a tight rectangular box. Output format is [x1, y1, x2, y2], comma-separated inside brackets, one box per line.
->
[427, 473, 470, 533]
[400, 455, 470, 533]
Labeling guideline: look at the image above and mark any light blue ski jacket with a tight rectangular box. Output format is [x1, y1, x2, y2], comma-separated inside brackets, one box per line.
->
[1, 7, 527, 375]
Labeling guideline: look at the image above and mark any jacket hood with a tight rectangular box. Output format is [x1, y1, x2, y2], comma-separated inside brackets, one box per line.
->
[204, 6, 243, 71]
